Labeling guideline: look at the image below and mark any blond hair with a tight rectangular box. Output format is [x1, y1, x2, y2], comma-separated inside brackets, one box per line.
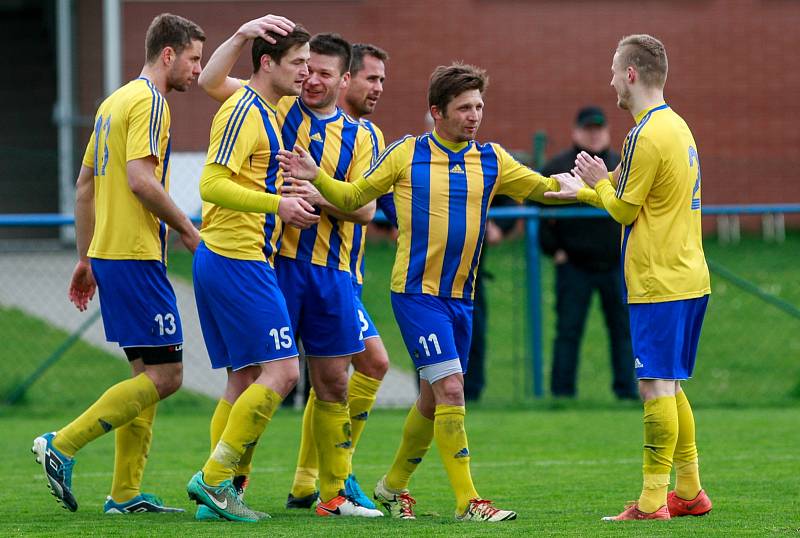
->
[617, 34, 668, 88]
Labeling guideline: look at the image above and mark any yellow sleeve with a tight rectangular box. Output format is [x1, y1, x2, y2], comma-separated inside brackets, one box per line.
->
[493, 144, 571, 205]
[199, 163, 281, 214]
[205, 103, 259, 175]
[616, 134, 660, 205]
[126, 90, 164, 162]
[82, 128, 96, 169]
[312, 136, 410, 210]
[594, 179, 641, 225]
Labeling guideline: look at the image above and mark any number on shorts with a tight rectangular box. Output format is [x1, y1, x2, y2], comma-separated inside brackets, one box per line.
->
[418, 333, 442, 357]
[154, 313, 176, 335]
[358, 310, 369, 340]
[269, 327, 293, 350]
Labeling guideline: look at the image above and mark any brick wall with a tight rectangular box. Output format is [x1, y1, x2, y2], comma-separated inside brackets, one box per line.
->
[116, 0, 800, 205]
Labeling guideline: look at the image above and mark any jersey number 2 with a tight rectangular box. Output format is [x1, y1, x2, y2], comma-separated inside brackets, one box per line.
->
[688, 146, 701, 210]
[93, 114, 112, 176]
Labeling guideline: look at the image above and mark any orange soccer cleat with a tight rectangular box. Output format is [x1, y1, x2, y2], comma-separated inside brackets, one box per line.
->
[667, 489, 713, 517]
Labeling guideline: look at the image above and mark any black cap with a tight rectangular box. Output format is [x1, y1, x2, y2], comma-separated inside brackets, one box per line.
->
[575, 106, 606, 127]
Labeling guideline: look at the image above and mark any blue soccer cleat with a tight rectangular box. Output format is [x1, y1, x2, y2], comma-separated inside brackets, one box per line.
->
[104, 493, 184, 514]
[345, 473, 377, 510]
[32, 432, 78, 512]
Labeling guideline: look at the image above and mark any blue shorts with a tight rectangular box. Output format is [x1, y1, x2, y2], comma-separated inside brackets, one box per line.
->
[390, 292, 473, 371]
[353, 282, 380, 340]
[90, 258, 182, 349]
[275, 256, 365, 357]
[629, 295, 709, 380]
[193, 242, 298, 371]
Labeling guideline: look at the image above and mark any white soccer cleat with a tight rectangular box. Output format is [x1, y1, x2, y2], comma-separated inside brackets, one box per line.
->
[315, 490, 384, 517]
[455, 498, 517, 522]
[374, 475, 416, 519]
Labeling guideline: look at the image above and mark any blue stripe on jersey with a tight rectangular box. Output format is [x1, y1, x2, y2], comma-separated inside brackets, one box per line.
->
[365, 135, 411, 178]
[349, 224, 362, 275]
[620, 224, 633, 303]
[280, 100, 304, 152]
[254, 99, 281, 260]
[364, 120, 380, 162]
[404, 136, 432, 293]
[145, 82, 157, 155]
[325, 119, 359, 268]
[294, 118, 327, 262]
[153, 94, 164, 155]
[215, 89, 255, 164]
[220, 90, 257, 165]
[377, 193, 398, 227]
[462, 143, 499, 298]
[438, 155, 469, 296]
[158, 137, 171, 264]
[616, 104, 669, 197]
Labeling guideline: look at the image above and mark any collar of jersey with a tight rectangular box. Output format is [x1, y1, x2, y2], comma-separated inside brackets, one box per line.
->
[634, 102, 669, 125]
[243, 85, 276, 114]
[431, 130, 472, 155]
[297, 97, 342, 123]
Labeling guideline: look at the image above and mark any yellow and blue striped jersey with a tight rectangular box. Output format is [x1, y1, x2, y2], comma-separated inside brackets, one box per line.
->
[276, 97, 375, 271]
[356, 131, 553, 299]
[616, 103, 710, 303]
[82, 77, 171, 261]
[200, 85, 283, 263]
[349, 117, 386, 284]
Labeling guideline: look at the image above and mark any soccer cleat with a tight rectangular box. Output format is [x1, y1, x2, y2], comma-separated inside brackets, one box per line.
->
[602, 501, 671, 521]
[667, 489, 712, 517]
[104, 493, 184, 514]
[373, 475, 416, 519]
[187, 471, 264, 522]
[315, 490, 384, 517]
[345, 473, 377, 510]
[455, 498, 517, 522]
[32, 432, 78, 512]
[286, 490, 320, 509]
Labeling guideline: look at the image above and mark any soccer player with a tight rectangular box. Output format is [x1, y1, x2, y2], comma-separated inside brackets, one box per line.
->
[32, 13, 204, 514]
[197, 28, 383, 518]
[185, 25, 322, 522]
[280, 42, 397, 514]
[277, 62, 597, 522]
[546, 34, 713, 521]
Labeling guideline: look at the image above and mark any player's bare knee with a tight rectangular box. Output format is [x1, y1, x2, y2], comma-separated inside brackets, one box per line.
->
[353, 347, 389, 380]
[146, 363, 182, 398]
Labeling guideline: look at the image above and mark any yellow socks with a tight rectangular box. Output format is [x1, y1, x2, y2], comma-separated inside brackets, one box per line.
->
[110, 402, 157, 502]
[291, 389, 319, 498]
[54, 373, 160, 457]
[674, 390, 702, 499]
[313, 398, 351, 502]
[434, 405, 478, 514]
[385, 404, 433, 491]
[348, 371, 381, 450]
[202, 383, 281, 486]
[208, 398, 232, 452]
[638, 395, 678, 513]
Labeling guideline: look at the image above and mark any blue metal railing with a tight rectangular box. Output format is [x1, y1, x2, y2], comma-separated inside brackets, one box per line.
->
[3, 203, 799, 398]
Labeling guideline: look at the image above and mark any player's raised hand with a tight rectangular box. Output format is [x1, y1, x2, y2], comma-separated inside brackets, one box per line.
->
[237, 14, 295, 43]
[179, 225, 201, 254]
[278, 196, 320, 229]
[543, 172, 583, 201]
[281, 179, 323, 205]
[277, 146, 319, 181]
[574, 151, 608, 187]
[68, 260, 96, 312]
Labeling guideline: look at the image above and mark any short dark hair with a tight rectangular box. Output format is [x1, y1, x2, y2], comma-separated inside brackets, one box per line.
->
[350, 43, 389, 76]
[309, 33, 352, 74]
[252, 25, 311, 72]
[145, 13, 205, 64]
[428, 62, 488, 114]
[617, 34, 668, 88]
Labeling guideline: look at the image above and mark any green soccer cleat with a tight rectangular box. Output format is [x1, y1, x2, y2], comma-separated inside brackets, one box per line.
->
[187, 471, 265, 522]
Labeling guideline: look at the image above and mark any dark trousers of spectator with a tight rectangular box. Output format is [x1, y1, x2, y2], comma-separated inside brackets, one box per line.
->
[551, 261, 638, 399]
[464, 269, 487, 401]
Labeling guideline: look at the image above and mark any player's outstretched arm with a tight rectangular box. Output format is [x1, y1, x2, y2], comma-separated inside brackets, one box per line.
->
[127, 156, 200, 252]
[68, 164, 96, 311]
[281, 179, 376, 224]
[199, 15, 294, 102]
[573, 151, 641, 225]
